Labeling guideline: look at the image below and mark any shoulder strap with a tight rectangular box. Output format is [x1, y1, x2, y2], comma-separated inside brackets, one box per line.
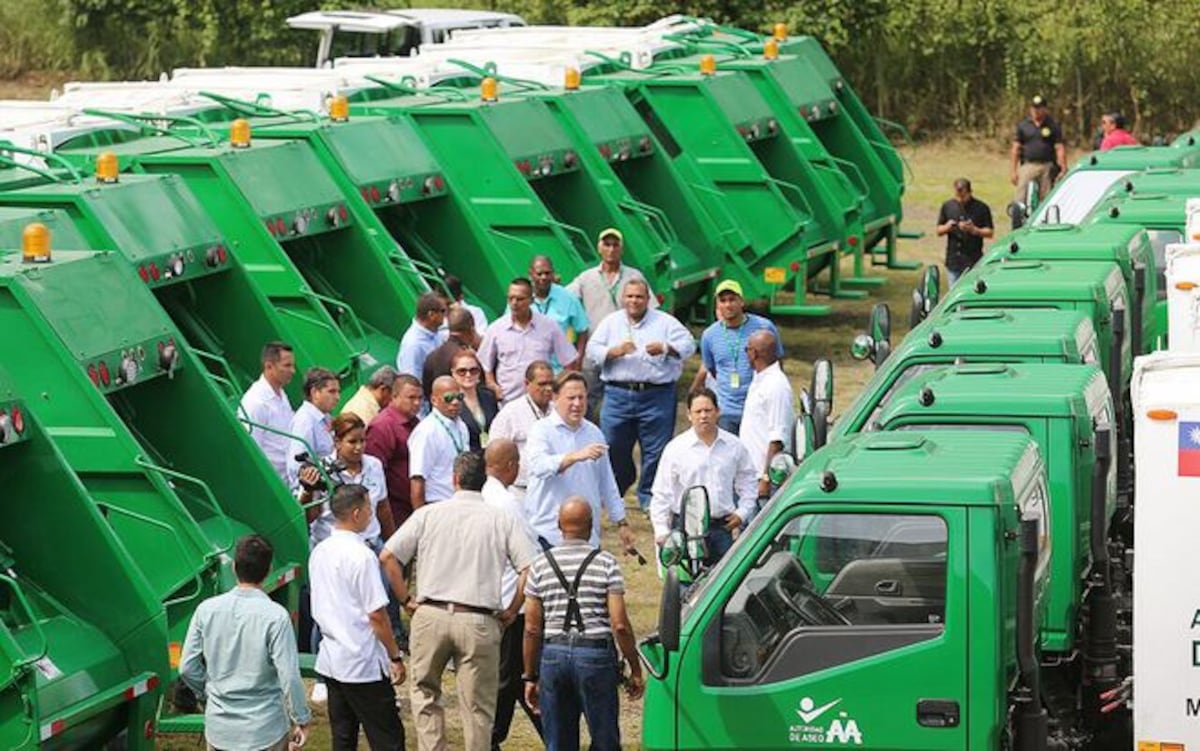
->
[543, 548, 602, 633]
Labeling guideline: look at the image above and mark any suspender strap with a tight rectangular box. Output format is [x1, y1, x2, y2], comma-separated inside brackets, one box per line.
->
[543, 548, 602, 634]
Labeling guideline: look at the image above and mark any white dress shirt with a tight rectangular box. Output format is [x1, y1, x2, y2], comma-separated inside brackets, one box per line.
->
[525, 410, 626, 546]
[586, 308, 696, 385]
[307, 454, 388, 545]
[489, 396, 551, 488]
[649, 428, 759, 540]
[407, 412, 469, 504]
[239, 376, 295, 481]
[310, 528, 390, 683]
[740, 362, 795, 473]
[286, 401, 334, 486]
[481, 475, 539, 610]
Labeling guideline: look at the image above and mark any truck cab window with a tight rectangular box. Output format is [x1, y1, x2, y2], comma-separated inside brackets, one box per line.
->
[716, 513, 948, 684]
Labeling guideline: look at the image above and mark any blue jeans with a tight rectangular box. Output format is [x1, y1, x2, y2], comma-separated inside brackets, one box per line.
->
[600, 384, 677, 509]
[717, 412, 742, 435]
[538, 642, 621, 751]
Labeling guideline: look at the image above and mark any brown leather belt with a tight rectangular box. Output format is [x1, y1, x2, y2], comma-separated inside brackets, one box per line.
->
[421, 599, 494, 616]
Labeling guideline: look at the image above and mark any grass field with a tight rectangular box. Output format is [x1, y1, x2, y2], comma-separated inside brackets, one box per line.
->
[158, 138, 1029, 750]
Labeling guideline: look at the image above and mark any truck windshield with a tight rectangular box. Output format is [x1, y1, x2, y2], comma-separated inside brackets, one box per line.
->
[717, 512, 947, 682]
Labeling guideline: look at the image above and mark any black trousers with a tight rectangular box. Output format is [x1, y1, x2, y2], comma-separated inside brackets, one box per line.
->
[492, 614, 544, 750]
[324, 675, 405, 751]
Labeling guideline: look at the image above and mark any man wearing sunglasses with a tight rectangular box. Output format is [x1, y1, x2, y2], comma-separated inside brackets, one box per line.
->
[408, 376, 471, 509]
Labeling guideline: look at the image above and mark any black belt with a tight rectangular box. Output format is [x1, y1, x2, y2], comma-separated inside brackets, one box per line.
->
[545, 634, 613, 649]
[604, 381, 672, 392]
[421, 599, 494, 616]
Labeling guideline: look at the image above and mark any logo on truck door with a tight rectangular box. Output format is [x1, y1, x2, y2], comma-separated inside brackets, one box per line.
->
[789, 696, 864, 745]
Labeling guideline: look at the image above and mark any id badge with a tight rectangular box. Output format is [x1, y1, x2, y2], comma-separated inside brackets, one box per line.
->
[729, 372, 741, 389]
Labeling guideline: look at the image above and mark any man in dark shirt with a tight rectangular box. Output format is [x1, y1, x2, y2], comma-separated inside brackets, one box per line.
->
[365, 374, 423, 525]
[935, 178, 994, 285]
[1010, 94, 1067, 202]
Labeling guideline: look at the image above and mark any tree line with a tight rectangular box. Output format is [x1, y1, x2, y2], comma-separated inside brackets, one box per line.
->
[5, 0, 1198, 143]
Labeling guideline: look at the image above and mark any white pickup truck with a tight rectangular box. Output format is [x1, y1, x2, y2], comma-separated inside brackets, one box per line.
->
[287, 8, 526, 68]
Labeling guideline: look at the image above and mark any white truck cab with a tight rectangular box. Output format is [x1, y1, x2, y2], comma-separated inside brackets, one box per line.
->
[1161, 198, 1200, 352]
[1131, 350, 1200, 748]
[287, 9, 526, 68]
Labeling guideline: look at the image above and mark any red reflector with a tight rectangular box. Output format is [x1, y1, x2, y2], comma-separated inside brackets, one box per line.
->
[217, 246, 228, 264]
[338, 204, 348, 221]
[144, 719, 155, 739]
[98, 361, 111, 386]
[847, 236, 859, 247]
[148, 263, 160, 281]
[138, 265, 149, 282]
[266, 220, 276, 235]
[369, 186, 380, 202]
[656, 293, 665, 304]
[275, 218, 286, 235]
[360, 187, 369, 201]
[599, 144, 612, 159]
[88, 364, 100, 385]
[41, 719, 66, 740]
[11, 407, 23, 434]
[790, 261, 801, 272]
[434, 175, 445, 190]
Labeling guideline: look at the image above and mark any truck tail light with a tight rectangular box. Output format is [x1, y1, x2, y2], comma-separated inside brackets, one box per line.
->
[88, 364, 100, 386]
[1147, 409, 1178, 421]
[148, 263, 160, 281]
[98, 361, 111, 386]
[369, 186, 380, 203]
[274, 218, 286, 235]
[266, 220, 276, 236]
[11, 406, 23, 435]
[790, 261, 801, 272]
[138, 265, 150, 282]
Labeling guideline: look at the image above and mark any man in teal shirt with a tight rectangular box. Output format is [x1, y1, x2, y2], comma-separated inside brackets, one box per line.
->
[181, 535, 310, 751]
[529, 255, 590, 369]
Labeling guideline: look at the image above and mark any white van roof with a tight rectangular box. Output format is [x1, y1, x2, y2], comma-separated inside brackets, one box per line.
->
[286, 9, 524, 34]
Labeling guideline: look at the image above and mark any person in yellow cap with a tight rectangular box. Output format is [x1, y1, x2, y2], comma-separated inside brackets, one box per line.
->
[566, 228, 657, 420]
[1011, 94, 1067, 203]
[689, 279, 783, 434]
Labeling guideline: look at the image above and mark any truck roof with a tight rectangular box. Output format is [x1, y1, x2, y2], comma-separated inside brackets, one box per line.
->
[1132, 350, 1200, 413]
[897, 308, 1093, 360]
[877, 363, 1109, 425]
[943, 259, 1121, 307]
[992, 221, 1142, 256]
[789, 430, 1042, 509]
[1091, 190, 1188, 226]
[1072, 144, 1200, 171]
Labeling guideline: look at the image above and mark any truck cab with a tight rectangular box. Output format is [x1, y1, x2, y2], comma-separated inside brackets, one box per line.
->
[642, 431, 1051, 750]
[834, 307, 1099, 439]
[286, 9, 525, 68]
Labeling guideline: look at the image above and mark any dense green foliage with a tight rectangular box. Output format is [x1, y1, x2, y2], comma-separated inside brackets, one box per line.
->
[8, 0, 1199, 140]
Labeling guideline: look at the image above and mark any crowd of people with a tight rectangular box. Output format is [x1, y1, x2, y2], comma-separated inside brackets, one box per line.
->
[184, 228, 795, 751]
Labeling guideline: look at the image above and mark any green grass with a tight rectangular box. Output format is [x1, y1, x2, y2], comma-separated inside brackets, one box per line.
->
[161, 138, 1024, 750]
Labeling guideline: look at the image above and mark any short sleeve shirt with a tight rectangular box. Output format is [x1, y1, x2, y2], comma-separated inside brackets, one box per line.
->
[478, 313, 577, 403]
[739, 362, 795, 472]
[1015, 116, 1062, 164]
[699, 314, 783, 417]
[526, 540, 625, 638]
[407, 413, 469, 504]
[936, 197, 994, 272]
[310, 529, 390, 683]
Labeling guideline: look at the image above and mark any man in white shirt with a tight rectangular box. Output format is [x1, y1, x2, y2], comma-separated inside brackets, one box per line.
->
[480, 439, 543, 748]
[239, 341, 296, 481]
[740, 330, 795, 500]
[586, 279, 696, 510]
[310, 484, 406, 750]
[285, 367, 341, 487]
[489, 360, 555, 493]
[650, 388, 758, 564]
[407, 376, 470, 508]
[524, 372, 637, 550]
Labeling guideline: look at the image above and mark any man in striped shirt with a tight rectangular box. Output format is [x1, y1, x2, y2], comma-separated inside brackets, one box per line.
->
[522, 499, 644, 751]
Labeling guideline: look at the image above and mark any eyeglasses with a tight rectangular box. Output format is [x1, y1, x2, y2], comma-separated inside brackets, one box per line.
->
[442, 391, 466, 404]
[454, 367, 481, 376]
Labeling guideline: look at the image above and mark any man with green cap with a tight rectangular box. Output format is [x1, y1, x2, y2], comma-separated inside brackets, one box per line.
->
[691, 279, 783, 434]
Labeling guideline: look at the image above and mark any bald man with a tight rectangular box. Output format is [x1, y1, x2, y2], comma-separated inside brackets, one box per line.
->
[523, 498, 643, 750]
[740, 331, 795, 499]
[407, 376, 470, 508]
[481, 439, 543, 747]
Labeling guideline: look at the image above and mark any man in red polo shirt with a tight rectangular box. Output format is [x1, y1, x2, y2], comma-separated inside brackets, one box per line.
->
[365, 374, 423, 526]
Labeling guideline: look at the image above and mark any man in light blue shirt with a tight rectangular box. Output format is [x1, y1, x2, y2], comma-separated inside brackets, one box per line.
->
[586, 279, 696, 510]
[525, 371, 638, 551]
[529, 255, 589, 369]
[396, 292, 448, 377]
[693, 279, 783, 434]
[180, 535, 310, 751]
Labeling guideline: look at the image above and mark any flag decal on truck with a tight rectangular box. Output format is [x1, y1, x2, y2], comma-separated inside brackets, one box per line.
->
[1180, 421, 1200, 476]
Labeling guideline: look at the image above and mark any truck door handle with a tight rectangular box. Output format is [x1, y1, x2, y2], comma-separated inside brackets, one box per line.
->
[875, 579, 900, 595]
[916, 699, 960, 727]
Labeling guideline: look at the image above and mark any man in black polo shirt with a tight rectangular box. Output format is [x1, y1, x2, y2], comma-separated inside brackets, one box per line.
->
[936, 178, 994, 284]
[1010, 94, 1067, 202]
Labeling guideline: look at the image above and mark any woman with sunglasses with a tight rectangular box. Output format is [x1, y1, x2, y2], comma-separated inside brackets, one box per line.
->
[450, 350, 499, 451]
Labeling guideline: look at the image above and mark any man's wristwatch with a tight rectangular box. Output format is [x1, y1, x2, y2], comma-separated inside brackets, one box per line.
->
[521, 673, 539, 683]
[390, 653, 405, 663]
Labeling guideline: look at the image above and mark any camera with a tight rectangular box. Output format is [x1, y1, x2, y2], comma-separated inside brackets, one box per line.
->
[294, 452, 347, 493]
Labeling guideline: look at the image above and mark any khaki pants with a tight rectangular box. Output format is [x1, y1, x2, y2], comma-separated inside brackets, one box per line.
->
[209, 734, 289, 751]
[409, 605, 502, 751]
[1015, 161, 1054, 203]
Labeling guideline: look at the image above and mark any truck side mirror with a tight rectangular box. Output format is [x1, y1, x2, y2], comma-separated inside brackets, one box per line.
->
[810, 360, 833, 449]
[1008, 200, 1028, 230]
[681, 485, 711, 577]
[660, 567, 681, 653]
[869, 303, 891, 368]
[909, 266, 941, 327]
[791, 411, 815, 463]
